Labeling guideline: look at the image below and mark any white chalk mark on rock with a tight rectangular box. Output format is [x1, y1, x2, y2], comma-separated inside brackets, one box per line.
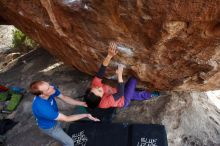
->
[63, 0, 81, 4]
[19, 11, 24, 16]
[84, 4, 89, 9]
[116, 44, 134, 57]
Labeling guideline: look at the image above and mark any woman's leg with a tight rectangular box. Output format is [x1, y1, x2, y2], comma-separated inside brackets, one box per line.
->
[124, 77, 137, 107]
[124, 77, 155, 106]
[131, 90, 152, 100]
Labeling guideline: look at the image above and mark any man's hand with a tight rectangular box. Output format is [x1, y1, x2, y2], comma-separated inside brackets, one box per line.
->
[87, 114, 100, 122]
[108, 42, 118, 58]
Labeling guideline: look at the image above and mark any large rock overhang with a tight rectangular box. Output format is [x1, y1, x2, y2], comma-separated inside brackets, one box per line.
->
[0, 0, 220, 91]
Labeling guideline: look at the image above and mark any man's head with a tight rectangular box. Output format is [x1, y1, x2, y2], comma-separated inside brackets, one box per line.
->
[84, 88, 102, 109]
[29, 81, 55, 97]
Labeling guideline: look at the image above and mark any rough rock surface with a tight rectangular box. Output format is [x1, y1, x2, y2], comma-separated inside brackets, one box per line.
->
[116, 92, 220, 146]
[0, 48, 219, 146]
[0, 0, 220, 91]
[0, 25, 15, 52]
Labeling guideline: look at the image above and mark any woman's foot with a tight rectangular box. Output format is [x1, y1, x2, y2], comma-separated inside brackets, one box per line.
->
[150, 91, 160, 98]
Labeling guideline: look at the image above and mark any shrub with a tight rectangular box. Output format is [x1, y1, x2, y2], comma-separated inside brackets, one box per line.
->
[12, 29, 38, 49]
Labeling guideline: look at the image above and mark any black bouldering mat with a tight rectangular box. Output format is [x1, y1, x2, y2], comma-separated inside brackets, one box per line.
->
[131, 124, 168, 146]
[67, 122, 168, 146]
[68, 122, 129, 146]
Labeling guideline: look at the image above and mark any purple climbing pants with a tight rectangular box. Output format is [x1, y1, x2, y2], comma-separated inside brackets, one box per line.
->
[124, 77, 151, 107]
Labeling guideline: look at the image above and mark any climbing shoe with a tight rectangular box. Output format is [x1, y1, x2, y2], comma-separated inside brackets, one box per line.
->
[151, 91, 160, 98]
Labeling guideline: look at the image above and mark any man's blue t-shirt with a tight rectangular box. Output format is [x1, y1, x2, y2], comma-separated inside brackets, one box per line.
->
[32, 86, 61, 129]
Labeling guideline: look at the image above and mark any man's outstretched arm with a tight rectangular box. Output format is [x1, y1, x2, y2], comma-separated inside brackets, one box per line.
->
[56, 113, 100, 122]
[59, 94, 87, 107]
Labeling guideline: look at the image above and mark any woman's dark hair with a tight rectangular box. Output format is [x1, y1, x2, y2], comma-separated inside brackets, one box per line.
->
[84, 89, 101, 109]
